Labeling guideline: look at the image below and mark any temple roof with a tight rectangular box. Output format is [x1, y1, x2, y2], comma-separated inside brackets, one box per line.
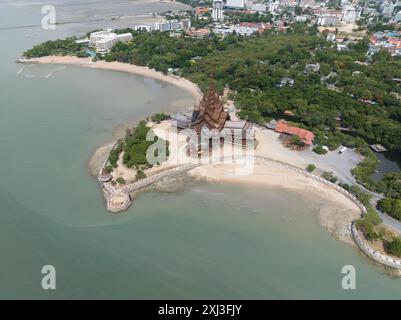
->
[191, 84, 228, 133]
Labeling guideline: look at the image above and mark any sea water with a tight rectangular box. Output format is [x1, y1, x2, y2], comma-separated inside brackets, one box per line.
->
[1, 0, 401, 299]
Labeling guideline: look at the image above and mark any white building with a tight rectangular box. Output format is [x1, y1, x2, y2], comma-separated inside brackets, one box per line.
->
[363, 7, 378, 16]
[226, 0, 246, 9]
[182, 19, 192, 31]
[117, 33, 133, 42]
[89, 30, 133, 54]
[154, 21, 171, 32]
[154, 20, 183, 32]
[134, 25, 153, 32]
[266, 1, 279, 13]
[170, 20, 182, 30]
[342, 5, 361, 23]
[89, 30, 113, 46]
[251, 3, 267, 12]
[295, 15, 308, 23]
[212, 0, 224, 22]
[317, 15, 338, 26]
[245, 0, 267, 12]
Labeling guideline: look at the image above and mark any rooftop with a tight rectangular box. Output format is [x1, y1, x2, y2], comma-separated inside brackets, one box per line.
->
[275, 120, 314, 146]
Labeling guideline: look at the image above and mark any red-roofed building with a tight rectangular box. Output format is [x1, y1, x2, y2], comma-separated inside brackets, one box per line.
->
[275, 120, 314, 146]
[187, 28, 210, 38]
[195, 7, 209, 15]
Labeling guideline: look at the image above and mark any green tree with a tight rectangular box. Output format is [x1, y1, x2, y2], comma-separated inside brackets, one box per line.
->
[321, 171, 337, 183]
[290, 135, 303, 146]
[116, 177, 126, 185]
[306, 164, 316, 172]
[388, 237, 401, 257]
[136, 169, 147, 181]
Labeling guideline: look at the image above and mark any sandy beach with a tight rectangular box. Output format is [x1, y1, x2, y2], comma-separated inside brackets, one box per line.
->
[189, 160, 361, 244]
[26, 56, 203, 102]
[29, 58, 363, 244]
[101, 119, 362, 243]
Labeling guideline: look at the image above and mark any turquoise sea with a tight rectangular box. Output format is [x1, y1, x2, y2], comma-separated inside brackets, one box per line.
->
[1, 0, 401, 299]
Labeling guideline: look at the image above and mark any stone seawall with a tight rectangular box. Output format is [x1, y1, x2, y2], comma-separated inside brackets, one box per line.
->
[351, 222, 401, 270]
[120, 163, 199, 194]
[98, 152, 401, 270]
[104, 163, 199, 212]
[253, 156, 368, 214]
[253, 156, 401, 270]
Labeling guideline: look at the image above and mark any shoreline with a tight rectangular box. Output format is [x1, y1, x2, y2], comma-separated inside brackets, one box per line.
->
[21, 55, 202, 177]
[24, 56, 203, 102]
[188, 160, 362, 245]
[28, 56, 367, 248]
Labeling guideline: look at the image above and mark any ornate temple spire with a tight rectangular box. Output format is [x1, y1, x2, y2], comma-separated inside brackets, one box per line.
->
[191, 82, 228, 133]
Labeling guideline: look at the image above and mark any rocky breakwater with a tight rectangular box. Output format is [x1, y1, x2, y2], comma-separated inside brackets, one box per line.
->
[101, 163, 200, 213]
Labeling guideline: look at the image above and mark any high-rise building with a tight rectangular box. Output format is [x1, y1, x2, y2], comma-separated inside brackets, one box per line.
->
[182, 19, 192, 31]
[212, 0, 224, 22]
[154, 20, 183, 32]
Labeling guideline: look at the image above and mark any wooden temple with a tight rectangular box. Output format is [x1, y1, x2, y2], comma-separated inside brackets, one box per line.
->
[185, 83, 255, 155]
[191, 84, 228, 133]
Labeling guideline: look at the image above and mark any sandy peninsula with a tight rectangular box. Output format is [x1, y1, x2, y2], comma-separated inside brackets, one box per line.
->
[26, 56, 203, 102]
[28, 57, 362, 244]
[101, 119, 362, 244]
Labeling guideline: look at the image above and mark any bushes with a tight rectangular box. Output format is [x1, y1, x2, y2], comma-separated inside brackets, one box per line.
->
[306, 164, 316, 172]
[356, 219, 380, 241]
[388, 237, 401, 257]
[351, 153, 378, 190]
[108, 142, 123, 168]
[23, 38, 83, 58]
[108, 119, 170, 170]
[321, 171, 337, 183]
[290, 135, 304, 146]
[116, 177, 126, 185]
[338, 183, 372, 206]
[313, 145, 328, 154]
[123, 121, 153, 168]
[105, 165, 113, 173]
[151, 113, 170, 123]
[377, 198, 401, 221]
[365, 207, 383, 226]
[381, 173, 401, 199]
[238, 110, 265, 125]
[136, 169, 146, 181]
[356, 208, 383, 241]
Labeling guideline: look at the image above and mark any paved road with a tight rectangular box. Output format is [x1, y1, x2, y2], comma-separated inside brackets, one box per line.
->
[355, 180, 401, 234]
